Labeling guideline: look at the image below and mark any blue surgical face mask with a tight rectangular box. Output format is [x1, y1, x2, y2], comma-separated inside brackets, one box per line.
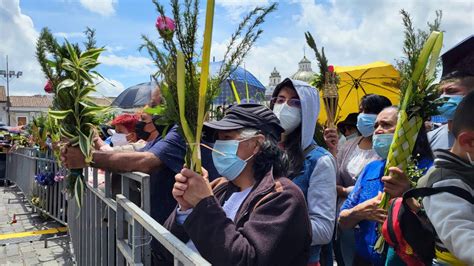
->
[212, 139, 255, 181]
[357, 113, 377, 137]
[372, 133, 394, 159]
[437, 95, 463, 121]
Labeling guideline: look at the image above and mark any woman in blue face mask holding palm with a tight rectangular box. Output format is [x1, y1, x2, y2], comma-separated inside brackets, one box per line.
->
[163, 104, 312, 265]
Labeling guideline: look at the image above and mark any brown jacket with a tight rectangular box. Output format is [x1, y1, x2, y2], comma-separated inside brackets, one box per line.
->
[164, 171, 312, 265]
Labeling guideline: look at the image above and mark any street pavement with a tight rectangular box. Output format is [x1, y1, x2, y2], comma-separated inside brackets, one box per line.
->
[0, 185, 74, 265]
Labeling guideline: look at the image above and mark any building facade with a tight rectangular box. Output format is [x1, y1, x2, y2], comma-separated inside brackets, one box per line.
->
[0, 86, 114, 126]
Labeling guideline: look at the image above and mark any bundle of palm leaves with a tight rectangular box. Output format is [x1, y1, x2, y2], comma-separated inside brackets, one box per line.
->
[141, 0, 277, 173]
[36, 28, 109, 209]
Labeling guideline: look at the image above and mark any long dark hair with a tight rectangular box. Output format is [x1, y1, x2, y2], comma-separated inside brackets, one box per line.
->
[282, 125, 304, 178]
[253, 135, 290, 181]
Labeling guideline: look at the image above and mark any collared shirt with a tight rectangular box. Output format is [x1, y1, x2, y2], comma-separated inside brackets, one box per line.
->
[341, 159, 433, 265]
[341, 160, 386, 266]
[140, 125, 219, 224]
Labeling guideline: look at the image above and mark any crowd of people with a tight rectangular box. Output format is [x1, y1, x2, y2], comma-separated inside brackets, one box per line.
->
[60, 36, 474, 265]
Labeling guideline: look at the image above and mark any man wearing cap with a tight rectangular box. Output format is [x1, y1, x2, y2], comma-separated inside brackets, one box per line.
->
[163, 104, 311, 265]
[429, 35, 474, 150]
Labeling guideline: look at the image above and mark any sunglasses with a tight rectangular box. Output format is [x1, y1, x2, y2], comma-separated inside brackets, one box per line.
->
[271, 97, 302, 108]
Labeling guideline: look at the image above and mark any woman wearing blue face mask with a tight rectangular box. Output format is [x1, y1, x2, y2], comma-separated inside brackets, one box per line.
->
[270, 78, 337, 266]
[324, 94, 391, 266]
[163, 104, 312, 265]
[339, 106, 434, 266]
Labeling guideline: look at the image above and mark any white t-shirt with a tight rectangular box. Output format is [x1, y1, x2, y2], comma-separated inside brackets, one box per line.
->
[177, 186, 253, 253]
[345, 144, 379, 182]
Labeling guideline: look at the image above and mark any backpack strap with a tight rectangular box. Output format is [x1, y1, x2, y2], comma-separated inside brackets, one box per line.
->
[403, 186, 474, 204]
[303, 143, 317, 157]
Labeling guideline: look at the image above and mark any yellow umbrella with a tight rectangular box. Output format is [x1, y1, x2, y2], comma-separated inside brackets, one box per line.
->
[318, 61, 400, 124]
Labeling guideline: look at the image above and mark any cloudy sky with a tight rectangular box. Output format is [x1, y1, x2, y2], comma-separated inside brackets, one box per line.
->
[0, 0, 473, 96]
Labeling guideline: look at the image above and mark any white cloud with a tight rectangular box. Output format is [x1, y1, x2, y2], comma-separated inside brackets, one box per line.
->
[53, 32, 84, 38]
[212, 36, 304, 86]
[93, 77, 125, 97]
[104, 45, 125, 53]
[216, 0, 270, 21]
[292, 0, 473, 66]
[79, 0, 116, 17]
[233, 0, 474, 87]
[0, 0, 44, 95]
[99, 54, 155, 74]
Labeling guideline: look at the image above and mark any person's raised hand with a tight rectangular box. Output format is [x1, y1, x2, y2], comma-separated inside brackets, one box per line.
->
[172, 171, 193, 211]
[323, 128, 339, 156]
[181, 167, 213, 208]
[353, 192, 387, 224]
[382, 167, 411, 198]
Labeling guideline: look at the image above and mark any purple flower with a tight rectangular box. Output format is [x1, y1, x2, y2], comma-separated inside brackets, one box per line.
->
[156, 16, 175, 40]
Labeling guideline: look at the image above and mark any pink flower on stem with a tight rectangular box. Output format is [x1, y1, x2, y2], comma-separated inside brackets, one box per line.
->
[156, 16, 176, 40]
[44, 80, 54, 93]
[328, 65, 335, 73]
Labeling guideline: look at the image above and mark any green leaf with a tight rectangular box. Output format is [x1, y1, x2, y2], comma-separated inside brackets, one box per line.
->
[74, 176, 84, 213]
[144, 105, 166, 115]
[78, 85, 96, 98]
[46, 59, 56, 68]
[79, 68, 94, 84]
[49, 109, 72, 120]
[64, 40, 79, 65]
[90, 71, 107, 82]
[57, 79, 75, 91]
[80, 105, 107, 116]
[80, 47, 105, 59]
[59, 127, 76, 139]
[77, 129, 91, 161]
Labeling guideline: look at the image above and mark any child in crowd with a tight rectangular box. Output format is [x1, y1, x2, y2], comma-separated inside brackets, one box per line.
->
[418, 91, 474, 265]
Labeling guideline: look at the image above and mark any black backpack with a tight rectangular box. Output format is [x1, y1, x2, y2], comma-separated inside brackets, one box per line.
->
[382, 186, 474, 266]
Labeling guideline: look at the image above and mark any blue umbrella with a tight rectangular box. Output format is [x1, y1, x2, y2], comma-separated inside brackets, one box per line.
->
[210, 61, 266, 105]
[111, 82, 155, 108]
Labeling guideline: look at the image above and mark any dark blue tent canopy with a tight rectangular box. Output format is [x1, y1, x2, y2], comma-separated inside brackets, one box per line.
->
[210, 61, 266, 105]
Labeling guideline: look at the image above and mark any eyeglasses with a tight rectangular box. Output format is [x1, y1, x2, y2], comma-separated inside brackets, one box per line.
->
[270, 97, 301, 108]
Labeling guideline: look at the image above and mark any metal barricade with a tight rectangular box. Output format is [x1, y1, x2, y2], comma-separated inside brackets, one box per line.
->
[5, 148, 68, 225]
[116, 194, 210, 266]
[67, 168, 147, 266]
[6, 148, 209, 265]
[5, 148, 38, 201]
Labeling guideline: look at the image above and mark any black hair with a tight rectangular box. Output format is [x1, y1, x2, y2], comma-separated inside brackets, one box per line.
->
[452, 90, 474, 137]
[360, 94, 392, 114]
[412, 125, 434, 161]
[283, 125, 305, 177]
[253, 135, 289, 181]
[270, 81, 306, 177]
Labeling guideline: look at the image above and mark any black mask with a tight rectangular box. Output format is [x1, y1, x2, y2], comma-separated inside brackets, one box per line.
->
[152, 115, 167, 134]
[135, 121, 151, 141]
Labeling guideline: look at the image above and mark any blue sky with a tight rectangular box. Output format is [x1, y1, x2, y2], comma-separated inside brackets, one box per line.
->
[1, 0, 473, 96]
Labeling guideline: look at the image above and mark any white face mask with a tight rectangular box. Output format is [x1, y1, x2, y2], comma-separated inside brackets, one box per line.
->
[273, 103, 302, 134]
[467, 152, 474, 166]
[111, 133, 129, 147]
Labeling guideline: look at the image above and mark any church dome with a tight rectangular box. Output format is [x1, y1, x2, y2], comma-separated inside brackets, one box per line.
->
[290, 56, 316, 82]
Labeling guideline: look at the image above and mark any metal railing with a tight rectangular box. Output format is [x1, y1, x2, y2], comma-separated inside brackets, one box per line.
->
[68, 168, 153, 265]
[5, 148, 210, 265]
[116, 194, 210, 266]
[5, 148, 68, 225]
